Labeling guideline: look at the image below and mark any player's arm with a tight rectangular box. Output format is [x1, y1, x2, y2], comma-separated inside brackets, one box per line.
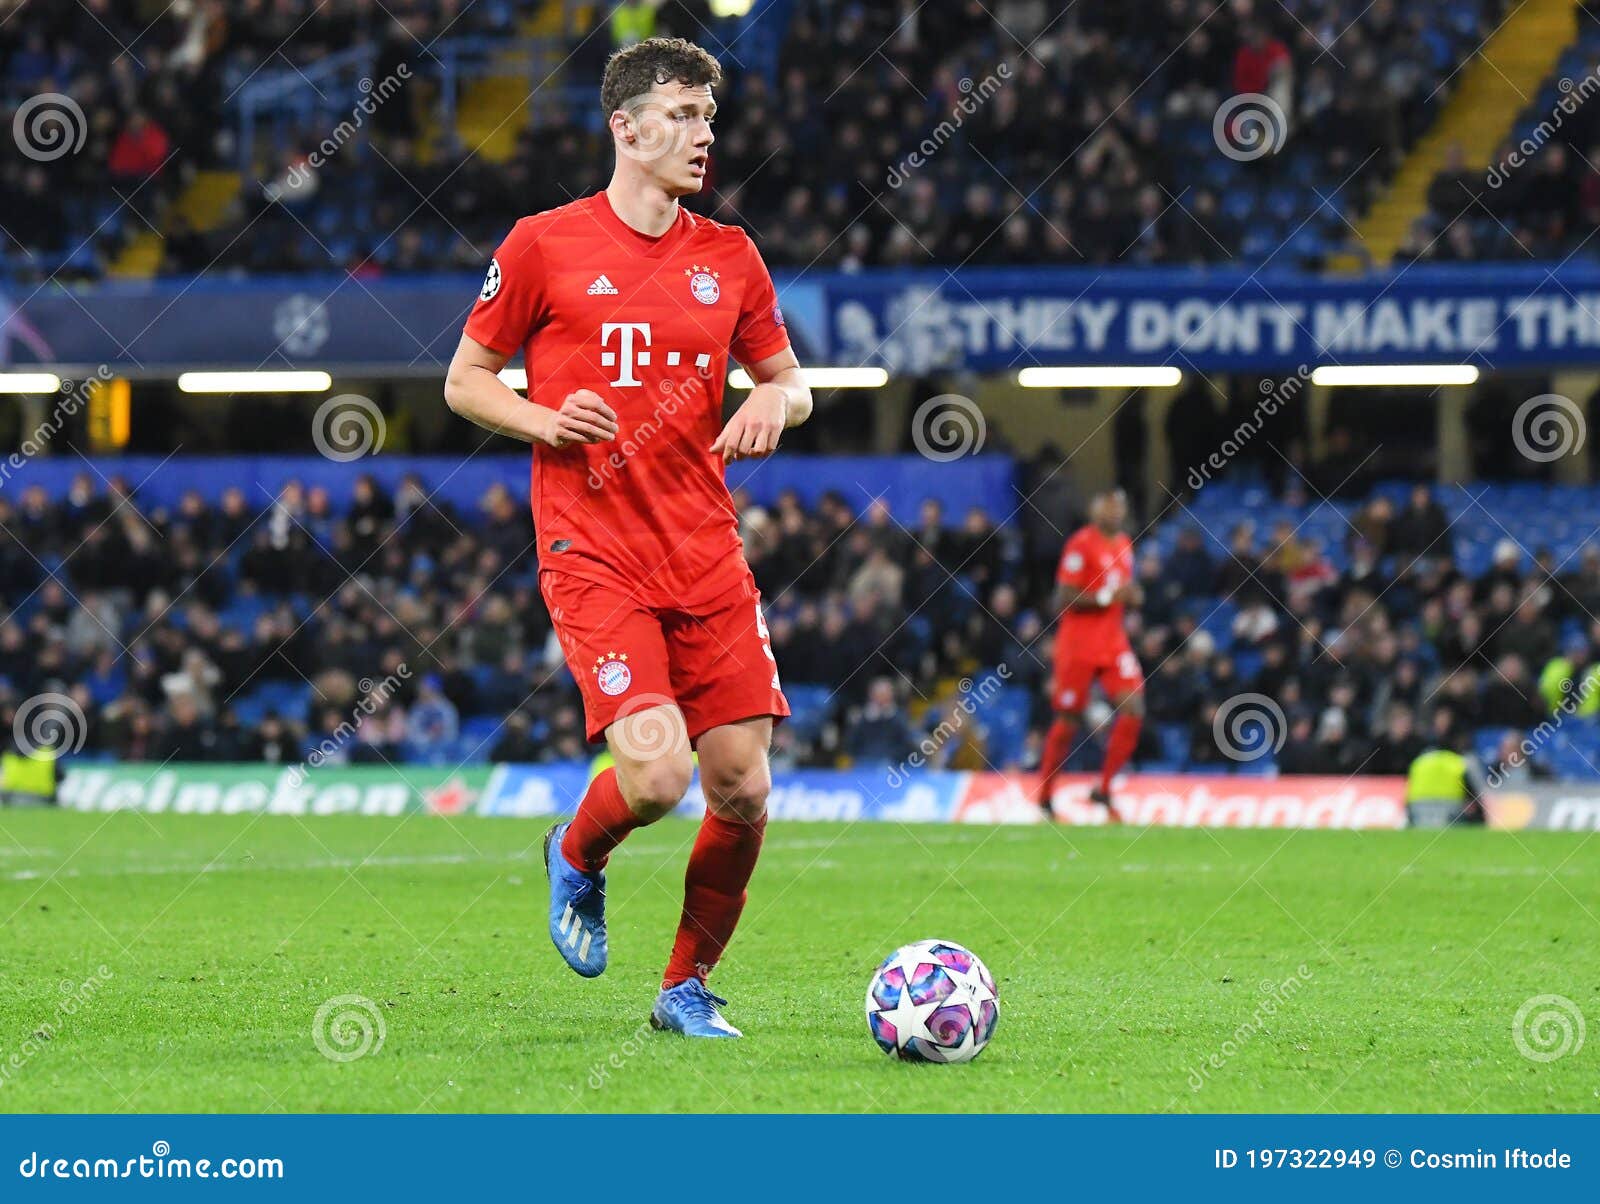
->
[1049, 536, 1116, 614]
[711, 346, 812, 463]
[444, 335, 618, 448]
[1051, 581, 1109, 614]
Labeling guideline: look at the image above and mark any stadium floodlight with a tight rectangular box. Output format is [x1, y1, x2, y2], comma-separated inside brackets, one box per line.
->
[1017, 367, 1183, 388]
[1310, 365, 1480, 387]
[177, 371, 333, 393]
[0, 373, 63, 393]
[727, 367, 890, 389]
[497, 368, 528, 389]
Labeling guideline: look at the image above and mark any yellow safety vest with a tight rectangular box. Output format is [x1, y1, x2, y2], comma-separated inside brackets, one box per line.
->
[1406, 749, 1467, 803]
[1, 750, 57, 799]
[611, 4, 655, 47]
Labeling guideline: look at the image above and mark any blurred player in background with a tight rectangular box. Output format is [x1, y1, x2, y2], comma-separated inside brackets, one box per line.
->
[1037, 489, 1144, 821]
[443, 37, 812, 1038]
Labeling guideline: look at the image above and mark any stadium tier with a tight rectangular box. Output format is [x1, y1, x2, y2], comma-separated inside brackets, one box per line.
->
[4, 455, 1600, 784]
[2, 0, 1588, 281]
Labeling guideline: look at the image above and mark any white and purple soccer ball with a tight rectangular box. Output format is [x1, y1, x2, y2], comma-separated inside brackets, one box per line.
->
[865, 939, 999, 1063]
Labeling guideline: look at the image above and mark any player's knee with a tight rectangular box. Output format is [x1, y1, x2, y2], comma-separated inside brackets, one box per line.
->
[703, 759, 770, 824]
[618, 754, 694, 821]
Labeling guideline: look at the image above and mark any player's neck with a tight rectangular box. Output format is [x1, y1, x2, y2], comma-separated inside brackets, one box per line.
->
[604, 172, 681, 238]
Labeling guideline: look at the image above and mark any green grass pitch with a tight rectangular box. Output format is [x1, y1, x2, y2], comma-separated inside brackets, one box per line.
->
[0, 810, 1595, 1112]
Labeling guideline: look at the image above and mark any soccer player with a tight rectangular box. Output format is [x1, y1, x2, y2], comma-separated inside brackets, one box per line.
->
[1036, 489, 1144, 821]
[442, 37, 812, 1038]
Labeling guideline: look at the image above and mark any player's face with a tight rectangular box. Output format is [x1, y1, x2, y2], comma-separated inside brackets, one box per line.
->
[616, 81, 717, 196]
[1095, 491, 1128, 531]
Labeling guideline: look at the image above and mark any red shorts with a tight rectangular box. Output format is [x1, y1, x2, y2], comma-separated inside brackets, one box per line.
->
[1052, 648, 1143, 712]
[540, 568, 790, 744]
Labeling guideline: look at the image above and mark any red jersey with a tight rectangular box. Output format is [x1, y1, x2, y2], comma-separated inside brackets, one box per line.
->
[1056, 524, 1134, 655]
[464, 192, 791, 609]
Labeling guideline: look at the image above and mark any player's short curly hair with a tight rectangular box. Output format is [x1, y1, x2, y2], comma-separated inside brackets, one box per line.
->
[601, 36, 722, 118]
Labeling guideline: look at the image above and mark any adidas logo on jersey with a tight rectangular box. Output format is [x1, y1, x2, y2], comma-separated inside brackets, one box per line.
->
[586, 274, 618, 295]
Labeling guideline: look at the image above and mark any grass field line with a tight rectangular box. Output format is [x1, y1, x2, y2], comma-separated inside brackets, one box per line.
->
[0, 828, 1007, 883]
[1, 850, 530, 882]
[2, 843, 1577, 885]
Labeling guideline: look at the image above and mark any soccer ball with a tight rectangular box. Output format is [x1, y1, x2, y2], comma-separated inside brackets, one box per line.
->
[865, 939, 999, 1063]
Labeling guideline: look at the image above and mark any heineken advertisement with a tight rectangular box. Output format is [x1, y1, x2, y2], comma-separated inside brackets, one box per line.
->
[52, 762, 1412, 828]
[52, 762, 1598, 829]
[57, 763, 513, 818]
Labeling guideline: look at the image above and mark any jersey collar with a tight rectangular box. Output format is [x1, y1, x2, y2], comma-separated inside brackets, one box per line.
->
[590, 190, 693, 259]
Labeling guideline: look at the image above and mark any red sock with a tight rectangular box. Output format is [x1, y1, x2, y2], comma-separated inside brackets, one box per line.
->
[560, 767, 641, 872]
[1100, 712, 1142, 793]
[662, 811, 767, 987]
[1037, 715, 1079, 804]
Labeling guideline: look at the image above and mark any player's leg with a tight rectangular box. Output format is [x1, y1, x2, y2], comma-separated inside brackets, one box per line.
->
[1038, 660, 1093, 814]
[649, 716, 771, 1038]
[649, 575, 786, 1037]
[540, 572, 685, 977]
[1093, 650, 1146, 818]
[562, 700, 693, 872]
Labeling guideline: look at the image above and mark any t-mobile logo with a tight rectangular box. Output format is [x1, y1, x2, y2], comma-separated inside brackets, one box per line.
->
[600, 322, 651, 387]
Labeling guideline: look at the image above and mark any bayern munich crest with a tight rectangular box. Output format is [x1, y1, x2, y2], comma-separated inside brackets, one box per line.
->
[686, 264, 720, 305]
[594, 651, 632, 696]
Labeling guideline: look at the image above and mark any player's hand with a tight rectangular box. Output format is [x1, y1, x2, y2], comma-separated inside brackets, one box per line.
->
[1115, 582, 1144, 606]
[711, 384, 787, 462]
[542, 390, 618, 448]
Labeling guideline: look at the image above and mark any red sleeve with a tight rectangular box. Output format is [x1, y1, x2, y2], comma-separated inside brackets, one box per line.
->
[1056, 531, 1090, 588]
[463, 219, 548, 356]
[731, 234, 791, 367]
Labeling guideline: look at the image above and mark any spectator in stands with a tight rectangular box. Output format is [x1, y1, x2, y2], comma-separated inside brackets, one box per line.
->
[1366, 703, 1428, 774]
[490, 712, 542, 764]
[844, 678, 917, 764]
[1389, 484, 1451, 559]
[406, 675, 460, 755]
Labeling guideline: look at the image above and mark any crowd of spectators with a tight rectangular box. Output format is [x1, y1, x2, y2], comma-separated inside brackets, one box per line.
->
[1, 462, 1595, 783]
[2, 0, 1510, 282]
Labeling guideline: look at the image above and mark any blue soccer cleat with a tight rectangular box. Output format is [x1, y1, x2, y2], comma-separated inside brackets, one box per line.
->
[650, 979, 743, 1038]
[544, 822, 607, 977]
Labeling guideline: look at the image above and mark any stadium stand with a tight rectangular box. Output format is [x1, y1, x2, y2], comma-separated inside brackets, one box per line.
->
[0, 0, 1515, 281]
[3, 455, 1598, 783]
